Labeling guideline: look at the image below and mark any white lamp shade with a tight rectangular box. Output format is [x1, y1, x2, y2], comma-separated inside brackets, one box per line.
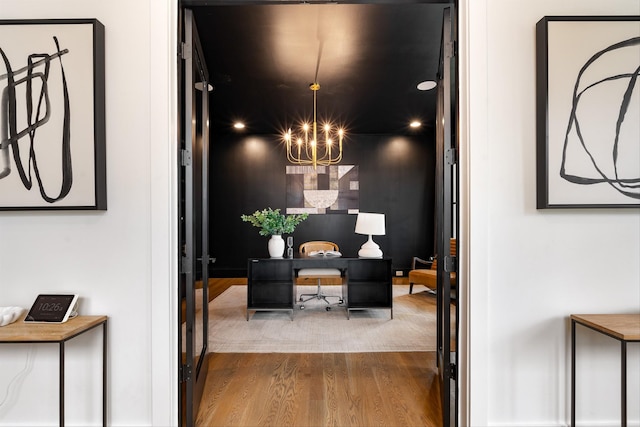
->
[355, 212, 386, 236]
[355, 212, 385, 258]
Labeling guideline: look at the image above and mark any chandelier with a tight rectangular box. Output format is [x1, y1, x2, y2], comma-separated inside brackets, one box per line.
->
[284, 83, 345, 169]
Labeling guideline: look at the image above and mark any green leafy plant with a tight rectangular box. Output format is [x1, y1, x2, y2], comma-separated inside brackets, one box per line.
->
[241, 208, 308, 236]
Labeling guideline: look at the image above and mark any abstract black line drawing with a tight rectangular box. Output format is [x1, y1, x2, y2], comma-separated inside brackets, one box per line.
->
[0, 37, 73, 202]
[0, 19, 106, 211]
[561, 37, 640, 200]
[536, 17, 640, 208]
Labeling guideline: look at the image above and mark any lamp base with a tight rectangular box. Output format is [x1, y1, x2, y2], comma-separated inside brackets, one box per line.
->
[358, 235, 383, 258]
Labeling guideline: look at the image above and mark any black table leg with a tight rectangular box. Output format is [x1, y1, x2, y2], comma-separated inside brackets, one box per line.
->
[571, 319, 576, 427]
[103, 320, 108, 427]
[60, 342, 65, 427]
[621, 340, 627, 427]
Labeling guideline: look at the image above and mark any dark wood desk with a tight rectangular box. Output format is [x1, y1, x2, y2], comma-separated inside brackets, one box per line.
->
[570, 314, 640, 427]
[247, 256, 392, 320]
[0, 315, 108, 427]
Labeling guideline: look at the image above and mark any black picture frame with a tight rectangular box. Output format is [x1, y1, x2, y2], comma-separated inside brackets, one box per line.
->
[536, 16, 640, 209]
[0, 19, 106, 210]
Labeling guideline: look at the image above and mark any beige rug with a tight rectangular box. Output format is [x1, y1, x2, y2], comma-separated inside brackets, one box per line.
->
[206, 284, 437, 353]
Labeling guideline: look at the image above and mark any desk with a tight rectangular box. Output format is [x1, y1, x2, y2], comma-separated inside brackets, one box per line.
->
[247, 257, 392, 320]
[0, 315, 108, 427]
[570, 314, 640, 427]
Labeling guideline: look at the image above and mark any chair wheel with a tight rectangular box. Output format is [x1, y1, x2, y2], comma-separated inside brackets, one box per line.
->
[300, 305, 305, 310]
[339, 299, 344, 304]
[326, 307, 331, 311]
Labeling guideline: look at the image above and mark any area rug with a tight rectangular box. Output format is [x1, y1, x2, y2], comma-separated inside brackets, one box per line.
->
[206, 284, 437, 353]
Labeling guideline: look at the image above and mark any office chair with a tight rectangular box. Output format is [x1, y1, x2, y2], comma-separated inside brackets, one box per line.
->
[297, 241, 344, 310]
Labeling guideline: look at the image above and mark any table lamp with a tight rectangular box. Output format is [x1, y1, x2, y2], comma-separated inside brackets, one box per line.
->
[355, 212, 386, 258]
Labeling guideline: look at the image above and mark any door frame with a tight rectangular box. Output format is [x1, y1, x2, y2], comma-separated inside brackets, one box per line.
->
[149, 0, 475, 425]
[178, 7, 212, 426]
[435, 6, 458, 424]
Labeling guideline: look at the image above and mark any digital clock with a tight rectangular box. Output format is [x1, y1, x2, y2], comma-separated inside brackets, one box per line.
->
[24, 294, 79, 323]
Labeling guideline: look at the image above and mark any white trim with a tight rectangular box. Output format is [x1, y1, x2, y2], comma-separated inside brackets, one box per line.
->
[149, 2, 480, 425]
[486, 423, 640, 427]
[457, 0, 471, 424]
[150, 0, 179, 425]
[459, 0, 490, 424]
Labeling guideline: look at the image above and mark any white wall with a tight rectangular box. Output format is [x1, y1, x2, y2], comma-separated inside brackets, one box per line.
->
[465, 0, 640, 426]
[2, 1, 638, 426]
[0, 1, 176, 426]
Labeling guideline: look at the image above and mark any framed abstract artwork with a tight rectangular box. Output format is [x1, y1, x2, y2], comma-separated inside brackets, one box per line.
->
[536, 16, 639, 208]
[286, 165, 359, 214]
[0, 19, 106, 210]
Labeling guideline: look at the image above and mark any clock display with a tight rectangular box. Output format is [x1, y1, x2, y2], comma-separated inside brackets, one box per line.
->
[25, 294, 78, 323]
[38, 302, 67, 312]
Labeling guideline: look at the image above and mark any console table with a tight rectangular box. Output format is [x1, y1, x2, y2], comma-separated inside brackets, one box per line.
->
[0, 315, 108, 427]
[247, 257, 392, 320]
[570, 314, 640, 427]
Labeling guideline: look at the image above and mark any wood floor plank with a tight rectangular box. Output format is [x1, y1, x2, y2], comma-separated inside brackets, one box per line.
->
[349, 353, 386, 427]
[334, 353, 368, 427]
[378, 352, 441, 426]
[291, 353, 314, 427]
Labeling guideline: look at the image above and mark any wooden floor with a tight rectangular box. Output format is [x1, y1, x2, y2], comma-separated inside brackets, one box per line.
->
[194, 278, 442, 427]
[196, 352, 442, 427]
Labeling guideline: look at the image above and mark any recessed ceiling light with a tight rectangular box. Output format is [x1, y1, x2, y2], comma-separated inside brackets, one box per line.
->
[410, 121, 422, 128]
[233, 122, 245, 130]
[417, 80, 437, 91]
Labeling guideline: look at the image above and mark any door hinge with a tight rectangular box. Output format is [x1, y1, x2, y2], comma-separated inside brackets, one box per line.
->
[444, 255, 457, 273]
[445, 148, 457, 165]
[197, 255, 216, 265]
[180, 364, 192, 382]
[181, 256, 191, 274]
[445, 40, 455, 59]
[448, 363, 457, 380]
[181, 149, 191, 167]
[180, 42, 191, 60]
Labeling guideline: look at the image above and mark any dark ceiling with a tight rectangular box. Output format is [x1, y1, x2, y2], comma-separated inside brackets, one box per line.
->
[188, 2, 449, 136]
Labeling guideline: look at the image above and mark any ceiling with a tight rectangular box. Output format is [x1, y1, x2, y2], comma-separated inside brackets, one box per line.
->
[188, 2, 449, 136]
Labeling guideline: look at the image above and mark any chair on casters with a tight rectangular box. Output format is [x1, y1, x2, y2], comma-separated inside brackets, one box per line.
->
[298, 241, 344, 311]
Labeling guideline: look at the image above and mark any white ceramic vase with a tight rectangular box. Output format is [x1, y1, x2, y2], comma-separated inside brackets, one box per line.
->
[268, 234, 285, 258]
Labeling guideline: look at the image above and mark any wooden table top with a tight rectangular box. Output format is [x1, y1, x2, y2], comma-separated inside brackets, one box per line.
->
[0, 315, 107, 343]
[571, 314, 640, 341]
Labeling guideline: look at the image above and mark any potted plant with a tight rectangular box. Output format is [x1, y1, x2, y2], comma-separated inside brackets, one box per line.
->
[241, 208, 308, 258]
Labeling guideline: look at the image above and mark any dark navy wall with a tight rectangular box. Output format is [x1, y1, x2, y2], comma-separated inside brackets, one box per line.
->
[209, 132, 435, 277]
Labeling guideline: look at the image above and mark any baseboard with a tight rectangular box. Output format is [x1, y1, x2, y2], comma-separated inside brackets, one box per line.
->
[488, 421, 640, 427]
